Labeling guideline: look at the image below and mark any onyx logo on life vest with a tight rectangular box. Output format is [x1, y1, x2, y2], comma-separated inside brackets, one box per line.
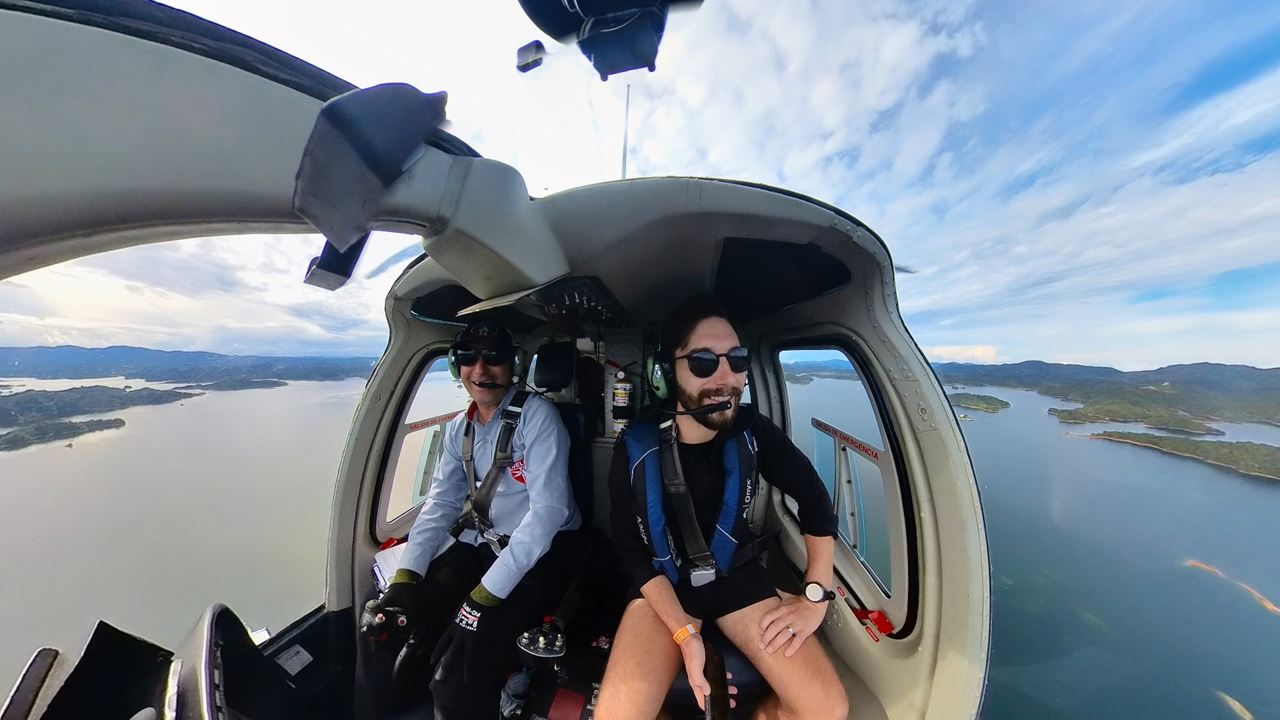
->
[664, 527, 682, 567]
[510, 458, 527, 484]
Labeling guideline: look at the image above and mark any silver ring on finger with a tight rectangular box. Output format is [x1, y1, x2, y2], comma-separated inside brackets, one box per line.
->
[787, 625, 795, 636]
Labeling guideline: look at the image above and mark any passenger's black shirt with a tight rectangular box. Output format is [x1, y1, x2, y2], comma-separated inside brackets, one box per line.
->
[609, 406, 837, 593]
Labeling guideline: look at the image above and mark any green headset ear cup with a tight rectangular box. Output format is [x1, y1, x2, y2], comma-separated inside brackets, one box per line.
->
[512, 348, 529, 384]
[448, 348, 461, 380]
[646, 354, 670, 400]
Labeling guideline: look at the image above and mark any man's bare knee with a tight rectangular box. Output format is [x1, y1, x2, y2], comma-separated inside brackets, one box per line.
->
[780, 683, 848, 720]
[826, 687, 850, 720]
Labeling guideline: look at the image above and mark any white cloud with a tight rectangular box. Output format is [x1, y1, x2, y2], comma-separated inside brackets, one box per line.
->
[3, 0, 1278, 368]
[1129, 64, 1280, 169]
[925, 345, 1002, 363]
[0, 232, 417, 355]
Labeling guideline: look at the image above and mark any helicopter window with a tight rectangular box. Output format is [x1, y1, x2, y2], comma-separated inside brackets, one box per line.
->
[379, 355, 470, 523]
[778, 347, 895, 595]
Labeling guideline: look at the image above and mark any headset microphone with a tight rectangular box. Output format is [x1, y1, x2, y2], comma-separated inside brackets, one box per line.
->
[662, 400, 733, 417]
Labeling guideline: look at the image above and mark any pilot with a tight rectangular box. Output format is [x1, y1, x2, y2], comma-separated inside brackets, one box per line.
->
[362, 319, 581, 719]
[594, 296, 849, 720]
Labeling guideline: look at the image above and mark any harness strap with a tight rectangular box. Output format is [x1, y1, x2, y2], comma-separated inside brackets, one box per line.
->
[626, 422, 680, 583]
[658, 420, 717, 584]
[453, 391, 530, 551]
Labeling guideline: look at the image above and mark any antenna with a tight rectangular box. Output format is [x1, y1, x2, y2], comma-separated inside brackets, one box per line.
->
[621, 84, 631, 179]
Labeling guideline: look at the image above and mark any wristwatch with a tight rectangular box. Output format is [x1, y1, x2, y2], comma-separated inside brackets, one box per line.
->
[804, 581, 836, 603]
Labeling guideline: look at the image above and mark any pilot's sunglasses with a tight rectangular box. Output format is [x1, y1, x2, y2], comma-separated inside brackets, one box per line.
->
[454, 348, 511, 367]
[676, 347, 751, 378]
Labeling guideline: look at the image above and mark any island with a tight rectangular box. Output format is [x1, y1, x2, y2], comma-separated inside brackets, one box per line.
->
[948, 392, 1010, 413]
[0, 418, 126, 451]
[1048, 405, 1222, 435]
[173, 379, 287, 391]
[0, 386, 196, 427]
[1090, 432, 1280, 481]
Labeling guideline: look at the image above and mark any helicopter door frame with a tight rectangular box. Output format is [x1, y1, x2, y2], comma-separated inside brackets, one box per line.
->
[369, 346, 461, 544]
[757, 329, 920, 638]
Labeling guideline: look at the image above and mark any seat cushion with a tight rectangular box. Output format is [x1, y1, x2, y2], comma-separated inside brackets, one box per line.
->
[665, 623, 769, 714]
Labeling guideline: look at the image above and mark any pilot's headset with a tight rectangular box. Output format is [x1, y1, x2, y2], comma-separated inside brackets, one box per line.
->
[644, 336, 674, 400]
[447, 320, 528, 386]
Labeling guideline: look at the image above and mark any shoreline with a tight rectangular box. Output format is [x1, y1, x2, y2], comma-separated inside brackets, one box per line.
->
[1085, 434, 1280, 482]
[1048, 409, 1221, 436]
[0, 419, 127, 453]
[952, 402, 1003, 413]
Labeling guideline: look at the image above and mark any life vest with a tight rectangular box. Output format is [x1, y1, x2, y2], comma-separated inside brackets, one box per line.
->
[624, 416, 758, 584]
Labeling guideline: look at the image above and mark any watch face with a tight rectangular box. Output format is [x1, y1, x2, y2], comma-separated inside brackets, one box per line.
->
[805, 583, 824, 602]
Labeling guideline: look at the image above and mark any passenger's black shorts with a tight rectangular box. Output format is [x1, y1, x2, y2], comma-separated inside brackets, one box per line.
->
[629, 559, 780, 621]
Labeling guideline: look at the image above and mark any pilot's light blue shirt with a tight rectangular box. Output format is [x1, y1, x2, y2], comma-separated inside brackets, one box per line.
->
[399, 386, 581, 599]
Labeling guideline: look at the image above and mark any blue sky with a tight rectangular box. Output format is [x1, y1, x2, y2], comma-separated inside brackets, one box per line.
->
[2, 0, 1279, 369]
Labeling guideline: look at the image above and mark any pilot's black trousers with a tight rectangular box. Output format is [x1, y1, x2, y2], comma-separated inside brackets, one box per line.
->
[366, 531, 580, 720]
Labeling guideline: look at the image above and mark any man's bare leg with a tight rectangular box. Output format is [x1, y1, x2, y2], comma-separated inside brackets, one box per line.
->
[715, 597, 849, 720]
[594, 599, 685, 720]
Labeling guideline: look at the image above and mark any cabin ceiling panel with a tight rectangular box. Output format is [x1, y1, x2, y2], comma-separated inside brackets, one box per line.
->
[0, 9, 323, 276]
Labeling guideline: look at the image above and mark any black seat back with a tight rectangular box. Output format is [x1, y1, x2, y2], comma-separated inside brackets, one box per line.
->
[533, 341, 595, 525]
[553, 402, 594, 526]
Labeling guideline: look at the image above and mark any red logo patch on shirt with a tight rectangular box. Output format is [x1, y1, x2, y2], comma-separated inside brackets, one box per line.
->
[510, 459, 527, 484]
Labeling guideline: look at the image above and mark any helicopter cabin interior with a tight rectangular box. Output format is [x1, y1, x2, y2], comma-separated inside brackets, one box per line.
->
[0, 4, 988, 716]
[319, 168, 990, 719]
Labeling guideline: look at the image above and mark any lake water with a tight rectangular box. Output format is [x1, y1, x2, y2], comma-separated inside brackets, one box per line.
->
[1, 378, 1277, 719]
[0, 379, 366, 685]
[958, 386, 1280, 720]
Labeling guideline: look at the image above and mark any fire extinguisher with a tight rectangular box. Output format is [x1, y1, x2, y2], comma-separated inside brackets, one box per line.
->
[612, 370, 633, 435]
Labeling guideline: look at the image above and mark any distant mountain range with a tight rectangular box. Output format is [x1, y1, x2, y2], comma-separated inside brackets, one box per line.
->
[0, 347, 378, 451]
[0, 346, 377, 383]
[931, 360, 1280, 393]
[783, 358, 1280, 429]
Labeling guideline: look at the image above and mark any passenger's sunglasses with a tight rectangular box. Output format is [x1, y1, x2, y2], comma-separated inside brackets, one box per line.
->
[454, 348, 511, 367]
[675, 347, 751, 378]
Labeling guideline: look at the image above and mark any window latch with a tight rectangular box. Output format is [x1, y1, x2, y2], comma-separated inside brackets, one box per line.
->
[835, 584, 895, 642]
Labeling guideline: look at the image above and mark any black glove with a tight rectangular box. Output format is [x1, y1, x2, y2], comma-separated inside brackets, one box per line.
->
[430, 584, 502, 684]
[361, 571, 422, 645]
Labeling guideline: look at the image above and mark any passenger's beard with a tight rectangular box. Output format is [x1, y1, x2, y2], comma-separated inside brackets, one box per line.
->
[676, 384, 742, 431]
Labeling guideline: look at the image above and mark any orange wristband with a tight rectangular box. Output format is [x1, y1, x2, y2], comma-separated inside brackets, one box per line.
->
[673, 623, 698, 646]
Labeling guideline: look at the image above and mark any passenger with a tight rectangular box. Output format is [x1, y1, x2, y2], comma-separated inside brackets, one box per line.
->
[361, 320, 581, 720]
[595, 296, 849, 720]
